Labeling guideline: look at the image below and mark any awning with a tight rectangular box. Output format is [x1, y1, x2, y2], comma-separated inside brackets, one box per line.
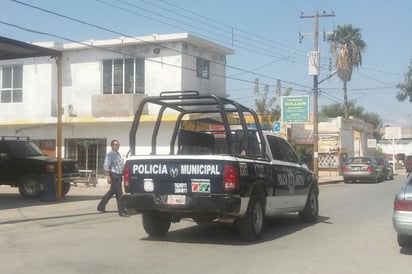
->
[0, 36, 60, 60]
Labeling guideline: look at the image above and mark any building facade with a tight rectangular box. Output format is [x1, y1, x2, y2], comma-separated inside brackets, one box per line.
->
[291, 116, 375, 173]
[0, 33, 233, 175]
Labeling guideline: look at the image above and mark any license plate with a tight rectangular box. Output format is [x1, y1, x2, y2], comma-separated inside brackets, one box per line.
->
[352, 167, 360, 171]
[167, 195, 186, 205]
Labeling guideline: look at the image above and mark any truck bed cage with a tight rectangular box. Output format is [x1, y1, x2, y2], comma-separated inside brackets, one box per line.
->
[129, 91, 266, 157]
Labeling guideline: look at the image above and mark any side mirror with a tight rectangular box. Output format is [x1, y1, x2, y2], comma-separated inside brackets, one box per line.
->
[301, 153, 312, 165]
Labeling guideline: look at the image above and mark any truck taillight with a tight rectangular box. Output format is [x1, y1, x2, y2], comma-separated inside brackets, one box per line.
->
[223, 164, 239, 190]
[124, 165, 130, 187]
[395, 199, 412, 211]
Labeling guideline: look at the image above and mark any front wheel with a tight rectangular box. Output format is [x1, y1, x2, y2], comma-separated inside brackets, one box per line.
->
[18, 176, 41, 198]
[237, 196, 265, 241]
[142, 211, 171, 237]
[62, 183, 71, 196]
[299, 188, 319, 222]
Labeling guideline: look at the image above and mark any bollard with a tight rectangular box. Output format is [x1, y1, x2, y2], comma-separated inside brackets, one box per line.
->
[40, 173, 57, 202]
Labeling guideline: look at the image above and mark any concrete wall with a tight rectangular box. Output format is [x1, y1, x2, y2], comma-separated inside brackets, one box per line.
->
[0, 34, 231, 122]
[0, 34, 232, 174]
[0, 57, 54, 122]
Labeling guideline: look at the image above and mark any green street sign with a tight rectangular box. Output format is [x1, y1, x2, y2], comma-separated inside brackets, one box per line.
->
[281, 96, 309, 123]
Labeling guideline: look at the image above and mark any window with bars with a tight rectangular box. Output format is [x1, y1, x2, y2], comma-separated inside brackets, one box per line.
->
[196, 57, 209, 79]
[102, 58, 145, 95]
[1, 65, 23, 103]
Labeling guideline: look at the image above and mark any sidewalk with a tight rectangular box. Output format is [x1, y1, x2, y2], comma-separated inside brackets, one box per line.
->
[317, 168, 408, 184]
[318, 170, 343, 184]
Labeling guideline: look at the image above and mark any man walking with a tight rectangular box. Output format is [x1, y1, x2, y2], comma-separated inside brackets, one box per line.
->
[97, 139, 129, 217]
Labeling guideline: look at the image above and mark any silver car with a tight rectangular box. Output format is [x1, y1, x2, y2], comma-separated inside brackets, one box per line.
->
[392, 174, 412, 247]
[342, 156, 382, 183]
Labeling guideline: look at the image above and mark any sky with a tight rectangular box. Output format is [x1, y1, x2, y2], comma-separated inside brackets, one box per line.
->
[1, 0, 412, 127]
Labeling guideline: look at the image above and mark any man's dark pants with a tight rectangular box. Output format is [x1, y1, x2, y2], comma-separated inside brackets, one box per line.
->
[97, 173, 125, 215]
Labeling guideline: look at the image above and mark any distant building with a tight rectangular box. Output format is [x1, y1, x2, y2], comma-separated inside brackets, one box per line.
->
[291, 115, 375, 173]
[377, 127, 412, 160]
[0, 33, 233, 175]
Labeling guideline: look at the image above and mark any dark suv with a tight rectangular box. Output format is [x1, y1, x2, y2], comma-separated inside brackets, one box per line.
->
[0, 136, 79, 198]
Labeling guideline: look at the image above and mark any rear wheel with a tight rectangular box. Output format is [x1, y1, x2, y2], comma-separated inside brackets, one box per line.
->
[299, 188, 319, 222]
[18, 176, 41, 198]
[397, 234, 412, 247]
[142, 211, 171, 237]
[237, 195, 265, 241]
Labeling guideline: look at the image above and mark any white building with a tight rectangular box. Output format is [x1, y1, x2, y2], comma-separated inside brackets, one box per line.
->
[0, 33, 234, 175]
[377, 128, 412, 161]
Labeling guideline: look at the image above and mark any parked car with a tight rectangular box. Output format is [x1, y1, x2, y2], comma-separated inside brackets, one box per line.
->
[342, 156, 382, 183]
[392, 173, 412, 247]
[404, 155, 412, 173]
[374, 157, 393, 181]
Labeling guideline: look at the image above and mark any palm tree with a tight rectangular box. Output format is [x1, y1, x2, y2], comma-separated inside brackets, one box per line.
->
[327, 24, 366, 118]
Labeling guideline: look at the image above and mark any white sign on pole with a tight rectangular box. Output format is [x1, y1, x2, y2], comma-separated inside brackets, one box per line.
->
[367, 139, 377, 148]
[384, 127, 401, 139]
[308, 51, 320, 76]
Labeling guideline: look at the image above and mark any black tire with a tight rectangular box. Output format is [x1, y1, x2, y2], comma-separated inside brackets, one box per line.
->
[388, 170, 394, 180]
[142, 211, 171, 237]
[237, 195, 265, 241]
[18, 175, 41, 198]
[299, 188, 319, 222]
[397, 234, 412, 247]
[62, 183, 71, 196]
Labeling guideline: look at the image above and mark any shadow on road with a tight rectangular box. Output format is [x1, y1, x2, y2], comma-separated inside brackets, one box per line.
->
[140, 214, 330, 246]
[0, 211, 105, 226]
[0, 192, 102, 210]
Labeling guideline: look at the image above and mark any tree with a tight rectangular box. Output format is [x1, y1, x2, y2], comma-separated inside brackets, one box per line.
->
[396, 59, 412, 102]
[254, 79, 291, 125]
[327, 24, 366, 118]
[319, 101, 383, 140]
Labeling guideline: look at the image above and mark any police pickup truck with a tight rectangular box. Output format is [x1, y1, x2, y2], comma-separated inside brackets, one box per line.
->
[123, 91, 319, 241]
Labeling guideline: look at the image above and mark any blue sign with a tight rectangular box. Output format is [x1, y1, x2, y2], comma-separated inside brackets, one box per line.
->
[273, 121, 281, 132]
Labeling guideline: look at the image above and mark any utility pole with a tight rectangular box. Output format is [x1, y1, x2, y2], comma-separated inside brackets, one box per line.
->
[300, 11, 335, 177]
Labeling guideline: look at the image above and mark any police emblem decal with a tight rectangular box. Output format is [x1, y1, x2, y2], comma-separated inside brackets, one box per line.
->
[169, 167, 179, 177]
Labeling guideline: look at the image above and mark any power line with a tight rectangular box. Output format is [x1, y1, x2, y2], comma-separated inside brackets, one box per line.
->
[100, 0, 309, 66]
[8, 0, 313, 90]
[156, 0, 310, 58]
